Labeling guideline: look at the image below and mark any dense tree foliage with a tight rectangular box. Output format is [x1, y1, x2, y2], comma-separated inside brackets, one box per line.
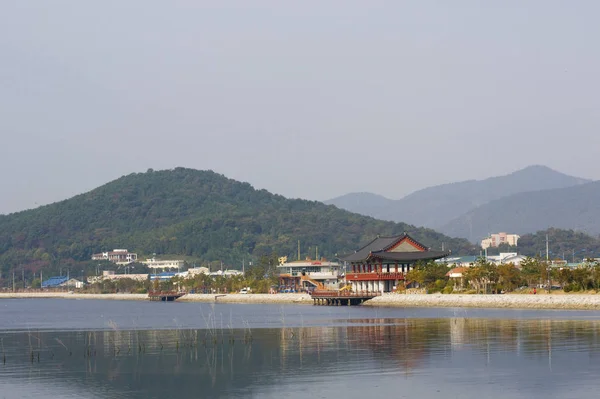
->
[517, 228, 600, 259]
[0, 168, 476, 283]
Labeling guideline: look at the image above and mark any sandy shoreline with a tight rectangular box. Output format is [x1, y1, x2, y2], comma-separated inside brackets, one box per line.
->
[3, 292, 600, 310]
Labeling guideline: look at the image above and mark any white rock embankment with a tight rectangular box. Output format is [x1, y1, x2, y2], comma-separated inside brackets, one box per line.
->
[0, 292, 148, 301]
[365, 293, 600, 310]
[5, 292, 600, 310]
[0, 292, 312, 304]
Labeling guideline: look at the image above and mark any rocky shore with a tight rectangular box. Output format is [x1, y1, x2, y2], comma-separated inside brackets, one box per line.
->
[0, 292, 148, 301]
[3, 292, 600, 310]
[365, 293, 600, 310]
[0, 292, 312, 303]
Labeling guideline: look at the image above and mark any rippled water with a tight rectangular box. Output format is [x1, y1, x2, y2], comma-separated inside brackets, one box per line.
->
[2, 299, 600, 398]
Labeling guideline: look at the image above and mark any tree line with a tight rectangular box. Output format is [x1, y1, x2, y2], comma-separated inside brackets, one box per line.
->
[407, 257, 600, 294]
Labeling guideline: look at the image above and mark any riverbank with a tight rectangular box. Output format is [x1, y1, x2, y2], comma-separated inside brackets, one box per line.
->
[3, 292, 600, 310]
[0, 292, 312, 304]
[0, 292, 148, 301]
[366, 293, 600, 310]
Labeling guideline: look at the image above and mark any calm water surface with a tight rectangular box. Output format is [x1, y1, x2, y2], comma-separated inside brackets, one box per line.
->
[2, 299, 600, 398]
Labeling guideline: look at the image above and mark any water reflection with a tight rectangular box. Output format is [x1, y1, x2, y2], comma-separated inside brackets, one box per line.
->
[2, 319, 600, 398]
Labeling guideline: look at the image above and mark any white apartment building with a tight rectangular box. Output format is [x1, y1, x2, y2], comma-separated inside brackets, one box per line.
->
[481, 233, 520, 249]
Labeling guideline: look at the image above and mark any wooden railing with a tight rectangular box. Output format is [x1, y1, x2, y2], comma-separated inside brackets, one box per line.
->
[345, 272, 405, 281]
[311, 290, 382, 298]
[148, 290, 185, 297]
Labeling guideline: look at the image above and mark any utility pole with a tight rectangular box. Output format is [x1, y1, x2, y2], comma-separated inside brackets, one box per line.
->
[546, 234, 550, 294]
[12, 271, 15, 292]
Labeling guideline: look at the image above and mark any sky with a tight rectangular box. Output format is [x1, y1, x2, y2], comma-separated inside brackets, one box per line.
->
[1, 0, 599, 215]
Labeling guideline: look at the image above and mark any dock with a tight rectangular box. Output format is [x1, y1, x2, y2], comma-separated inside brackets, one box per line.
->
[148, 291, 186, 302]
[310, 290, 381, 306]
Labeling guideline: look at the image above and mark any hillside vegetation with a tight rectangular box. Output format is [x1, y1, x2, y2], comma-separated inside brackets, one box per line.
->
[0, 168, 475, 276]
[512, 228, 600, 260]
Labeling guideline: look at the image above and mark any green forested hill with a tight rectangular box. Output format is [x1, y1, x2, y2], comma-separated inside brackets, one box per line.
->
[0, 168, 476, 275]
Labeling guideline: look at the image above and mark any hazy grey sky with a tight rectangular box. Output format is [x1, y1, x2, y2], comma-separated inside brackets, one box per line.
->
[1, 1, 599, 214]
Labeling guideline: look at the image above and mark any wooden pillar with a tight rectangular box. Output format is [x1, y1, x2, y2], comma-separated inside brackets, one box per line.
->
[395, 263, 398, 272]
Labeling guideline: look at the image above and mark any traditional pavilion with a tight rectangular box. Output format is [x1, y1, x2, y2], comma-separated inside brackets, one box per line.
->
[341, 233, 450, 293]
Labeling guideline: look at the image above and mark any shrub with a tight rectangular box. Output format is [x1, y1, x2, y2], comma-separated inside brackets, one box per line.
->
[442, 286, 453, 294]
[564, 283, 580, 292]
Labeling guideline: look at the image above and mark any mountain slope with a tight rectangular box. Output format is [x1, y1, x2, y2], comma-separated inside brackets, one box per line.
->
[326, 165, 589, 228]
[440, 181, 600, 242]
[0, 168, 475, 274]
[323, 192, 395, 220]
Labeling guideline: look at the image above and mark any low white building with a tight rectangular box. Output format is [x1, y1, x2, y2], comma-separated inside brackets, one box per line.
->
[188, 267, 210, 276]
[87, 270, 148, 283]
[209, 269, 243, 277]
[91, 249, 138, 265]
[141, 258, 185, 271]
[486, 253, 527, 266]
[62, 278, 85, 289]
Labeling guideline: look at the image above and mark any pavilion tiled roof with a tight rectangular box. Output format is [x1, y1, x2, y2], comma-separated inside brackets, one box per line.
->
[341, 233, 450, 263]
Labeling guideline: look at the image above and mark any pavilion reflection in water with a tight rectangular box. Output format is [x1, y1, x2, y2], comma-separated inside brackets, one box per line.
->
[3, 319, 600, 398]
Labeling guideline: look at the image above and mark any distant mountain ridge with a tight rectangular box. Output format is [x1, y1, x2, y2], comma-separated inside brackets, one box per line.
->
[325, 165, 590, 236]
[440, 180, 600, 241]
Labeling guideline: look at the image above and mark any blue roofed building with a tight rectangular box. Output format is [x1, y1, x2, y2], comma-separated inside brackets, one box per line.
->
[41, 276, 69, 288]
